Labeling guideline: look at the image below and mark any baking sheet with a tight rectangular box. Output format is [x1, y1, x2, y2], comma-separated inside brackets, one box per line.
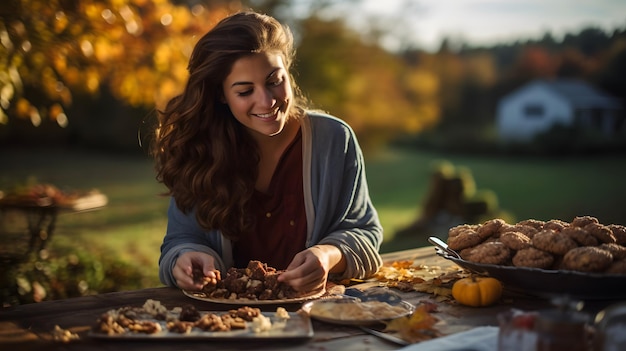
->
[301, 298, 415, 326]
[89, 311, 312, 340]
[437, 249, 626, 299]
[183, 289, 326, 305]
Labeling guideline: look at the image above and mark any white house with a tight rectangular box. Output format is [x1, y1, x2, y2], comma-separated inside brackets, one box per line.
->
[496, 79, 623, 142]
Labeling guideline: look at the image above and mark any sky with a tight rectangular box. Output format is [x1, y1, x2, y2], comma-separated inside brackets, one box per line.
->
[333, 0, 626, 52]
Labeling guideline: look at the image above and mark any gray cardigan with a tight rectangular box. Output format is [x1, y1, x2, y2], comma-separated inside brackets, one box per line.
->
[158, 112, 383, 287]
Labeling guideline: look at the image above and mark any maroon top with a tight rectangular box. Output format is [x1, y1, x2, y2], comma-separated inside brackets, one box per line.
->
[233, 130, 307, 269]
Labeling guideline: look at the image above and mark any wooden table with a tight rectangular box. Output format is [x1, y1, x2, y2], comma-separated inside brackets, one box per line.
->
[0, 246, 620, 350]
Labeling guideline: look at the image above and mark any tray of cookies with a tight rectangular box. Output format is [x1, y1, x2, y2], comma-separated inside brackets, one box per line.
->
[430, 216, 626, 300]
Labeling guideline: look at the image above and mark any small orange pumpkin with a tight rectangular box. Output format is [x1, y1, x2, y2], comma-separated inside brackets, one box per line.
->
[452, 276, 503, 307]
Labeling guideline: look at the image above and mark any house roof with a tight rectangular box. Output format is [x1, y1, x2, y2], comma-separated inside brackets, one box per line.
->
[533, 79, 622, 109]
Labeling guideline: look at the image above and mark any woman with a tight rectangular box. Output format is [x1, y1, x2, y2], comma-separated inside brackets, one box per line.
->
[153, 11, 382, 294]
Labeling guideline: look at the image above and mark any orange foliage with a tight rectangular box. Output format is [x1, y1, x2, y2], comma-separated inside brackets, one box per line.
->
[514, 46, 557, 78]
[0, 0, 239, 126]
[296, 16, 440, 145]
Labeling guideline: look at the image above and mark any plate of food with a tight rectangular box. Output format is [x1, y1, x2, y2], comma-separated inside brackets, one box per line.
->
[89, 299, 313, 340]
[183, 289, 326, 305]
[184, 260, 326, 305]
[301, 296, 415, 326]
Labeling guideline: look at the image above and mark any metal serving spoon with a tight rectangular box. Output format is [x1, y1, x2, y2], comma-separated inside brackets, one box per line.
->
[428, 236, 462, 259]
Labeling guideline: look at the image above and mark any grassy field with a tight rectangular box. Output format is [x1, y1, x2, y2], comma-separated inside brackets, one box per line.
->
[2, 146, 626, 288]
[368, 148, 626, 251]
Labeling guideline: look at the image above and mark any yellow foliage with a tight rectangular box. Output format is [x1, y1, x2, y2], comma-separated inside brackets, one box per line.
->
[29, 106, 41, 126]
[84, 4, 102, 19]
[63, 67, 81, 86]
[0, 109, 7, 124]
[48, 103, 64, 120]
[405, 69, 439, 96]
[52, 51, 67, 72]
[85, 69, 100, 93]
[155, 78, 180, 109]
[53, 11, 69, 33]
[15, 98, 31, 118]
[167, 7, 192, 33]
[1, 0, 239, 125]
[465, 53, 497, 86]
[154, 43, 173, 72]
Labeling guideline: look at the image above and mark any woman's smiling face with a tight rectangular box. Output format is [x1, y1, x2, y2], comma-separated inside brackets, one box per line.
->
[222, 52, 293, 138]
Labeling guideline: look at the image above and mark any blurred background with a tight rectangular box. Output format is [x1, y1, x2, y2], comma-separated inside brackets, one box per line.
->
[1, 0, 625, 305]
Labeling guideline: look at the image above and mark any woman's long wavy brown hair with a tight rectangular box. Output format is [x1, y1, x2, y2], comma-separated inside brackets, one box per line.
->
[152, 11, 307, 240]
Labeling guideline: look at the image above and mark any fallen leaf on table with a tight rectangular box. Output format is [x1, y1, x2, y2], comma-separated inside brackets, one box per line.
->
[372, 260, 467, 300]
[383, 303, 442, 343]
[413, 282, 453, 301]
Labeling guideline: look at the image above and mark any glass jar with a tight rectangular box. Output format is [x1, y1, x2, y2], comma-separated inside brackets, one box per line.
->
[497, 309, 539, 351]
[594, 302, 626, 351]
[534, 309, 591, 351]
[533, 297, 592, 351]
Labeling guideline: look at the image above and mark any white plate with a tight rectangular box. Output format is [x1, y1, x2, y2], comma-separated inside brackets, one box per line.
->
[301, 297, 415, 326]
[183, 289, 326, 305]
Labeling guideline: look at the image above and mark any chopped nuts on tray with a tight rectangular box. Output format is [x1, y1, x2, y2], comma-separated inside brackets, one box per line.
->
[92, 299, 288, 336]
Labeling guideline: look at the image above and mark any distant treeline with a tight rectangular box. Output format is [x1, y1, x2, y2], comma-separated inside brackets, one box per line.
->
[406, 26, 626, 129]
[1, 0, 624, 154]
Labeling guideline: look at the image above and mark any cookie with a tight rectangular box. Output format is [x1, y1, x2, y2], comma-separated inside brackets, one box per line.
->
[459, 247, 475, 261]
[448, 224, 480, 238]
[500, 231, 532, 250]
[507, 224, 539, 239]
[543, 219, 569, 232]
[512, 247, 554, 269]
[571, 215, 599, 228]
[561, 247, 613, 273]
[447, 229, 484, 251]
[584, 223, 616, 244]
[516, 219, 545, 230]
[598, 243, 626, 260]
[532, 229, 578, 255]
[561, 226, 598, 247]
[463, 241, 511, 265]
[477, 218, 507, 239]
[607, 224, 626, 245]
[497, 223, 517, 235]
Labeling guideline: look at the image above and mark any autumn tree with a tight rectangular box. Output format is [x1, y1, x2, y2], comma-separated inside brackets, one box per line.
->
[556, 47, 594, 78]
[296, 15, 439, 148]
[0, 0, 237, 128]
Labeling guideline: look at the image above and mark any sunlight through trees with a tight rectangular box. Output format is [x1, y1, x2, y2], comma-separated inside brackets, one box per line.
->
[0, 0, 238, 126]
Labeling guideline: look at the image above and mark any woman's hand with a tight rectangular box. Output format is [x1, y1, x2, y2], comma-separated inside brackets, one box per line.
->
[172, 251, 218, 291]
[278, 245, 346, 292]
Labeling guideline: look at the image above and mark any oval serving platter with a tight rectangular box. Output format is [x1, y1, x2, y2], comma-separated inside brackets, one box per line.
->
[301, 297, 415, 326]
